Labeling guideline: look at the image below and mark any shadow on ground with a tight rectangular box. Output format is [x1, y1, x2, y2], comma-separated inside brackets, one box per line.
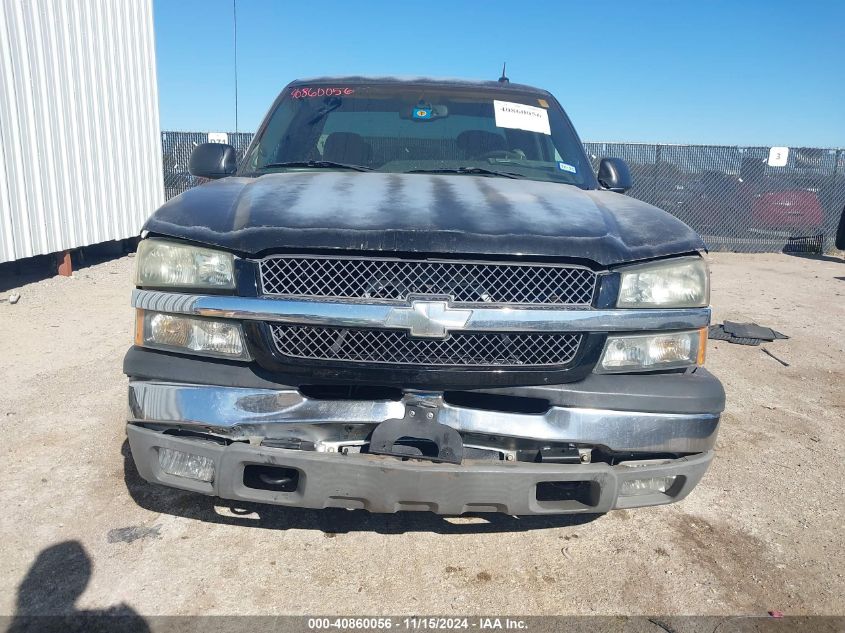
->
[783, 252, 844, 264]
[0, 239, 137, 294]
[122, 440, 601, 535]
[6, 541, 149, 633]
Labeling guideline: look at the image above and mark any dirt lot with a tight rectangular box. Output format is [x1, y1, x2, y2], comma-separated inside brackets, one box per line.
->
[0, 252, 843, 617]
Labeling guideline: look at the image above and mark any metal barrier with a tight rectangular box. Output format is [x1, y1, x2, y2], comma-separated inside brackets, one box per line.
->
[161, 132, 845, 253]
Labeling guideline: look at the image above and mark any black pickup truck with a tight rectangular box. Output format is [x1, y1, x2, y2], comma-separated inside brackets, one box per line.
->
[125, 76, 724, 515]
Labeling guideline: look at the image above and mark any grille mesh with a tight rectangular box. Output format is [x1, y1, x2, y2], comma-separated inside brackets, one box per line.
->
[269, 324, 582, 367]
[259, 257, 596, 305]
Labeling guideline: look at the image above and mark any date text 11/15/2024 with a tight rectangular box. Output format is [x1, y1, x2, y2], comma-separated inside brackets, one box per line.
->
[307, 618, 529, 630]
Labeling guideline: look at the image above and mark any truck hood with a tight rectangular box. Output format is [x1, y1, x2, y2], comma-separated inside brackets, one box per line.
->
[145, 172, 705, 266]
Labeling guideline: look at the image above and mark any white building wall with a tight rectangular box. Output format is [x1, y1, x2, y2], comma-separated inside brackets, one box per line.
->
[0, 0, 164, 264]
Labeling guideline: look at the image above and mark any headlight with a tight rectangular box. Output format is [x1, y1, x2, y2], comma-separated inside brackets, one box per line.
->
[135, 239, 235, 289]
[617, 257, 709, 308]
[135, 310, 250, 360]
[596, 329, 706, 373]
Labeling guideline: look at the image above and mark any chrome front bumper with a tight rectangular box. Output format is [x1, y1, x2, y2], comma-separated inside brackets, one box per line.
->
[128, 381, 720, 454]
[127, 380, 720, 514]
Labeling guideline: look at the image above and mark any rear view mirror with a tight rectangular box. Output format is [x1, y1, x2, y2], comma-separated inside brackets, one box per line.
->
[188, 143, 237, 179]
[598, 157, 632, 193]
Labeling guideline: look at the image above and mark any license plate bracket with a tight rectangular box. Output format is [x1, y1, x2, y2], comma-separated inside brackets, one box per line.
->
[368, 402, 463, 464]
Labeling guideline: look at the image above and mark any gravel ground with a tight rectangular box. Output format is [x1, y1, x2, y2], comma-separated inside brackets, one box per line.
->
[0, 252, 843, 618]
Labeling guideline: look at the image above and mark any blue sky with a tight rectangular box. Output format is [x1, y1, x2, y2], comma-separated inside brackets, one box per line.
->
[154, 0, 844, 147]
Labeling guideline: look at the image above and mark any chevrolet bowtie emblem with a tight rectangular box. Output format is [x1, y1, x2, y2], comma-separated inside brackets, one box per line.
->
[384, 300, 473, 338]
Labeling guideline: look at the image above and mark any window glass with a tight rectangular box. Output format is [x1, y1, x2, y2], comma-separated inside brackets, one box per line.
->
[242, 84, 595, 188]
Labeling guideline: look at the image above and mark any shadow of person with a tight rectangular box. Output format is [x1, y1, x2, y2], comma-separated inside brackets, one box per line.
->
[8, 541, 150, 633]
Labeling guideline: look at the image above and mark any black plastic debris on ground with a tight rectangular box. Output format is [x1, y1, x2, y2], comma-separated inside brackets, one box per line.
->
[782, 233, 824, 254]
[708, 321, 789, 346]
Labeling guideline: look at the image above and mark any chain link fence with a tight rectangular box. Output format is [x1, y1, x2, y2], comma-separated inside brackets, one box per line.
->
[583, 143, 844, 252]
[162, 132, 845, 253]
[161, 131, 253, 201]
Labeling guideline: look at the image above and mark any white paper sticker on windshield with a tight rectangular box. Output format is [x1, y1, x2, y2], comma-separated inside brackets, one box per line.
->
[494, 100, 551, 135]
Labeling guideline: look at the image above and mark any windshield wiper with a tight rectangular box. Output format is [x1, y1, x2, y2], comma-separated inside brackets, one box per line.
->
[259, 161, 373, 172]
[307, 97, 343, 125]
[406, 167, 525, 179]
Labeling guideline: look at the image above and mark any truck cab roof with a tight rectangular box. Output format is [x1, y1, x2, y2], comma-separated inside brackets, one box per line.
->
[288, 75, 552, 96]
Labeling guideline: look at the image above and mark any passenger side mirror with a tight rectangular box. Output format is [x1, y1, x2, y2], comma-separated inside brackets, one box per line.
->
[188, 143, 237, 179]
[597, 157, 632, 193]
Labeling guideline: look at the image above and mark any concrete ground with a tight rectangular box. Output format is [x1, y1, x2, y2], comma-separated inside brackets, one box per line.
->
[0, 252, 843, 617]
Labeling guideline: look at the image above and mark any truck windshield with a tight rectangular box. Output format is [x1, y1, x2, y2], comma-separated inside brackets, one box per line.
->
[240, 84, 596, 188]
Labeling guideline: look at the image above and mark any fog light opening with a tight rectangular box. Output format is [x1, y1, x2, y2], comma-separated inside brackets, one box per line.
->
[243, 465, 300, 492]
[620, 475, 678, 497]
[158, 447, 215, 482]
[536, 480, 599, 507]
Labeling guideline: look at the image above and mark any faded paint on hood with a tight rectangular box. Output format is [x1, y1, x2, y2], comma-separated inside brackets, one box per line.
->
[144, 172, 705, 266]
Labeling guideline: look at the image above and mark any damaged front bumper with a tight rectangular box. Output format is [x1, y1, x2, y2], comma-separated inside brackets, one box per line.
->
[125, 354, 723, 515]
[128, 423, 713, 515]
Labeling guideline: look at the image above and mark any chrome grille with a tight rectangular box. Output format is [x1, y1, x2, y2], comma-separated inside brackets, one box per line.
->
[269, 324, 583, 367]
[259, 256, 596, 305]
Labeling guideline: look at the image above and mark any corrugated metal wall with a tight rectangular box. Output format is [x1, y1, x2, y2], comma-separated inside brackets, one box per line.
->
[0, 0, 164, 264]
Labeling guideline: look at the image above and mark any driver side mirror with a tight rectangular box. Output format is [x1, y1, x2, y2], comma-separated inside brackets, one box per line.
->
[597, 157, 632, 193]
[188, 143, 237, 179]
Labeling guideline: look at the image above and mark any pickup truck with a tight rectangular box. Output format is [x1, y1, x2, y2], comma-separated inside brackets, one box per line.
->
[125, 76, 724, 515]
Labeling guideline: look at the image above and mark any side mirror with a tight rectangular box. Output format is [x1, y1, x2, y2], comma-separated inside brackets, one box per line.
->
[188, 143, 237, 179]
[597, 157, 632, 193]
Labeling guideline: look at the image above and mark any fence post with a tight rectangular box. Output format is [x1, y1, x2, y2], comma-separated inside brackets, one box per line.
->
[828, 149, 842, 251]
[653, 143, 662, 203]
